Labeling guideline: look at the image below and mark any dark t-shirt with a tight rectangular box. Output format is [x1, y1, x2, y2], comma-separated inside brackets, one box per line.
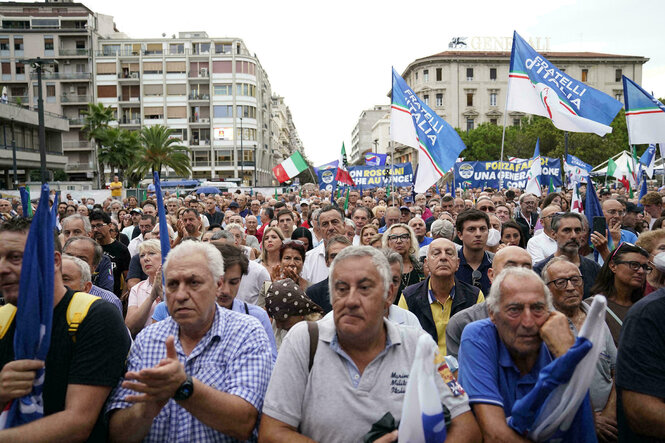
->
[127, 253, 147, 282]
[616, 289, 665, 442]
[0, 288, 131, 442]
[101, 240, 131, 297]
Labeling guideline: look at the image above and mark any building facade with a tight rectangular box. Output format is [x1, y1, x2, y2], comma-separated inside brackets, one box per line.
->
[271, 94, 304, 165]
[349, 104, 390, 165]
[0, 1, 116, 181]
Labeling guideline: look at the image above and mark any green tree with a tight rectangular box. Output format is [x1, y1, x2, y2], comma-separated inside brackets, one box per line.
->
[82, 103, 115, 187]
[97, 128, 142, 183]
[131, 125, 191, 179]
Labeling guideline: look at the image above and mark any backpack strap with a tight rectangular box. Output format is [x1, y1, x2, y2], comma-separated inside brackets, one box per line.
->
[67, 292, 100, 342]
[0, 304, 17, 340]
[307, 321, 318, 372]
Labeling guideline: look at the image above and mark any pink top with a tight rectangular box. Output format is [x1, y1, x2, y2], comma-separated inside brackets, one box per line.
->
[128, 279, 158, 328]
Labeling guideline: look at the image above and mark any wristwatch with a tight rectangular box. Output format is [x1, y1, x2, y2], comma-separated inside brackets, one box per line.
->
[173, 375, 194, 401]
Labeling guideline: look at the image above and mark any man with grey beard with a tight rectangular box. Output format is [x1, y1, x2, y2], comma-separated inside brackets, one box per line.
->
[533, 212, 601, 299]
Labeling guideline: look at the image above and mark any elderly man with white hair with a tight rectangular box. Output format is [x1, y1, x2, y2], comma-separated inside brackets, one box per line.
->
[106, 241, 273, 441]
[260, 245, 480, 442]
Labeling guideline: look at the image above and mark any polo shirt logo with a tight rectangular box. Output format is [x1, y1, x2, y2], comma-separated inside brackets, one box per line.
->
[390, 372, 408, 394]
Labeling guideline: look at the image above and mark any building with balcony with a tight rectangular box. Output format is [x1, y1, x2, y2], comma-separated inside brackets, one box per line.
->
[94, 31, 274, 186]
[0, 100, 68, 188]
[271, 95, 304, 166]
[349, 104, 390, 165]
[0, 0, 117, 181]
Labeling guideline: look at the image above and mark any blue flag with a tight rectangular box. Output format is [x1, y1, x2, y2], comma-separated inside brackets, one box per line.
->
[5, 184, 55, 428]
[152, 172, 171, 265]
[19, 187, 30, 218]
[639, 144, 656, 178]
[391, 68, 466, 193]
[566, 155, 592, 173]
[507, 31, 622, 137]
[623, 75, 665, 145]
[638, 172, 648, 208]
[451, 178, 456, 199]
[313, 160, 339, 175]
[585, 179, 605, 259]
[50, 191, 59, 229]
[365, 153, 387, 166]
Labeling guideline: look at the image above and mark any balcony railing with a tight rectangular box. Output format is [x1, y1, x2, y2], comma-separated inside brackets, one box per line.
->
[190, 117, 210, 123]
[118, 96, 140, 103]
[190, 139, 211, 146]
[58, 48, 89, 56]
[65, 162, 95, 172]
[68, 117, 86, 126]
[119, 117, 141, 125]
[62, 141, 92, 150]
[193, 160, 211, 167]
[39, 72, 91, 80]
[61, 95, 90, 103]
[188, 93, 210, 100]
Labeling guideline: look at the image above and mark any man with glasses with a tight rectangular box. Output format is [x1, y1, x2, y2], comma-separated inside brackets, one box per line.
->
[542, 257, 618, 442]
[398, 238, 484, 356]
[455, 209, 493, 296]
[127, 214, 156, 257]
[601, 199, 638, 253]
[515, 193, 539, 242]
[475, 197, 495, 214]
[90, 211, 130, 298]
[534, 212, 601, 299]
[526, 205, 561, 265]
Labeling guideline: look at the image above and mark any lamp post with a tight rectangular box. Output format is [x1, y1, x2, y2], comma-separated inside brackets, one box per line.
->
[23, 57, 53, 184]
[239, 116, 244, 186]
[253, 144, 257, 187]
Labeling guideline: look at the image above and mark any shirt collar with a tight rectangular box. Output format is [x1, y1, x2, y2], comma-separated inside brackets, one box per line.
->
[322, 316, 402, 349]
[497, 330, 552, 376]
[459, 247, 492, 267]
[427, 277, 455, 304]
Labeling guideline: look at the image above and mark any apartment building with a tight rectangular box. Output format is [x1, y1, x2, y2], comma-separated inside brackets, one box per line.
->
[0, 1, 116, 181]
[349, 104, 390, 164]
[271, 95, 304, 165]
[94, 31, 274, 186]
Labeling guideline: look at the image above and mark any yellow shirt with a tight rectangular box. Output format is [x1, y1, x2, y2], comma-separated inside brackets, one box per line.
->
[110, 181, 123, 197]
[399, 279, 484, 356]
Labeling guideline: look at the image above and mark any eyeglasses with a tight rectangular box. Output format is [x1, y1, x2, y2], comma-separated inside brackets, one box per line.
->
[477, 206, 495, 212]
[605, 209, 626, 216]
[609, 242, 649, 263]
[387, 233, 410, 242]
[471, 270, 482, 289]
[91, 223, 107, 230]
[546, 276, 583, 289]
[615, 260, 652, 273]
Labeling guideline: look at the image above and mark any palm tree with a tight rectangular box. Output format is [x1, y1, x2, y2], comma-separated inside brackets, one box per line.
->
[131, 125, 191, 179]
[97, 128, 141, 182]
[82, 103, 115, 188]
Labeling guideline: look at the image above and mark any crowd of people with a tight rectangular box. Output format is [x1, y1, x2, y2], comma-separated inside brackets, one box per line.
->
[0, 181, 663, 441]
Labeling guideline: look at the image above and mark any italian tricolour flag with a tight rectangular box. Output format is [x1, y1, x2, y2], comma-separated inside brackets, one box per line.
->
[273, 151, 308, 183]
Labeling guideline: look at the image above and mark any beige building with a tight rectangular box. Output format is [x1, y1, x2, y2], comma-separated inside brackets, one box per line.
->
[349, 104, 390, 165]
[271, 95, 304, 165]
[0, 1, 116, 181]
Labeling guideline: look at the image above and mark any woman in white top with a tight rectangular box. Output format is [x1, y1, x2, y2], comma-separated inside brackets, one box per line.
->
[125, 239, 162, 337]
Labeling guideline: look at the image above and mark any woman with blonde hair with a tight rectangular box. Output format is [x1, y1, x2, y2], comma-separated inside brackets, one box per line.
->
[125, 239, 163, 337]
[383, 223, 424, 301]
[360, 224, 379, 246]
[260, 226, 285, 273]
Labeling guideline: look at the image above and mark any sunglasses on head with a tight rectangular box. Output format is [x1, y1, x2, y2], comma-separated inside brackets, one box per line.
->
[609, 242, 648, 263]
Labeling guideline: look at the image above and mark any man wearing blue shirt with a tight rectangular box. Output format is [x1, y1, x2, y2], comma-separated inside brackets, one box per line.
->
[458, 267, 578, 441]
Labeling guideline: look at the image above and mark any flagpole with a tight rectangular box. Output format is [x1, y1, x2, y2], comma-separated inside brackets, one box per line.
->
[391, 141, 396, 205]
[498, 75, 514, 191]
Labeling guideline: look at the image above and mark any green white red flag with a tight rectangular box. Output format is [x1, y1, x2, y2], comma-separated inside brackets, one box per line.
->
[272, 151, 308, 183]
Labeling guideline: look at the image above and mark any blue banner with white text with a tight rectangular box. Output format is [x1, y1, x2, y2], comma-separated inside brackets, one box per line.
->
[318, 163, 414, 191]
[454, 158, 561, 189]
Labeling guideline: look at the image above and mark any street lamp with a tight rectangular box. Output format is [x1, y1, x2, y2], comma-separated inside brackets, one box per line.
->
[253, 143, 257, 187]
[23, 57, 54, 184]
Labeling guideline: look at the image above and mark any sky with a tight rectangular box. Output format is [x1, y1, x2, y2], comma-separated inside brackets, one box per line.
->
[83, 0, 665, 166]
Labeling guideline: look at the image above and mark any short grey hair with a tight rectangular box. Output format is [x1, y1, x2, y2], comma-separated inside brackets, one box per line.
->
[61, 254, 91, 287]
[310, 209, 321, 227]
[344, 219, 356, 230]
[382, 248, 403, 275]
[63, 236, 103, 267]
[541, 256, 581, 282]
[225, 223, 244, 235]
[431, 219, 454, 240]
[213, 230, 233, 241]
[62, 214, 91, 234]
[551, 212, 584, 233]
[486, 267, 553, 314]
[328, 245, 392, 302]
[163, 241, 225, 284]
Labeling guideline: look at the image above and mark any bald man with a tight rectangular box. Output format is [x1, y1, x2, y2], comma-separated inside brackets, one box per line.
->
[398, 238, 485, 356]
[445, 246, 533, 358]
[526, 205, 561, 264]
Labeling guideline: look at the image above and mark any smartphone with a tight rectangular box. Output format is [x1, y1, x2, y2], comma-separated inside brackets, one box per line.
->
[592, 216, 607, 234]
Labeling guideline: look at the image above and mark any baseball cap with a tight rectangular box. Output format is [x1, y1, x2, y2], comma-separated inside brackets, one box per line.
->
[399, 205, 410, 211]
[130, 208, 143, 214]
[229, 201, 239, 208]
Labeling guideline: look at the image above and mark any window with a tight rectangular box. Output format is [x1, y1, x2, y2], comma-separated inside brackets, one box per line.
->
[215, 150, 233, 165]
[466, 93, 473, 107]
[97, 85, 117, 98]
[102, 45, 120, 56]
[76, 40, 85, 49]
[423, 69, 429, 82]
[1, 61, 10, 80]
[44, 36, 54, 52]
[490, 92, 497, 107]
[215, 42, 231, 54]
[143, 84, 163, 96]
[581, 69, 588, 82]
[490, 68, 497, 80]
[165, 61, 186, 73]
[615, 93, 622, 102]
[436, 93, 443, 107]
[13, 36, 23, 53]
[436, 68, 442, 81]
[615, 69, 622, 82]
[423, 94, 429, 106]
[46, 83, 55, 102]
[236, 105, 256, 118]
[212, 61, 232, 74]
[0, 37, 9, 52]
[144, 107, 164, 119]
[167, 106, 187, 119]
[96, 63, 116, 75]
[213, 105, 233, 118]
[166, 84, 186, 96]
[143, 62, 163, 74]
[214, 84, 232, 95]
[236, 83, 256, 97]
[466, 118, 474, 131]
[15, 62, 24, 75]
[145, 43, 162, 55]
[466, 68, 473, 80]
[169, 43, 184, 55]
[235, 61, 255, 75]
[513, 118, 521, 127]
[242, 128, 257, 141]
[490, 118, 498, 125]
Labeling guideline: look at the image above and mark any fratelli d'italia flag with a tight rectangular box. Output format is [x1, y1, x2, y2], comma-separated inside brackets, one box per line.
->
[507, 31, 622, 137]
[391, 68, 466, 193]
[623, 75, 665, 145]
[272, 151, 308, 183]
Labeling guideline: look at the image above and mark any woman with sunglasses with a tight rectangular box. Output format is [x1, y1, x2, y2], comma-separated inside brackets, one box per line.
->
[589, 243, 650, 346]
[383, 223, 424, 303]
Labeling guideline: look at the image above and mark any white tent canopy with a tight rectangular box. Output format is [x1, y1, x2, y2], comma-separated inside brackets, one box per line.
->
[591, 150, 665, 177]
